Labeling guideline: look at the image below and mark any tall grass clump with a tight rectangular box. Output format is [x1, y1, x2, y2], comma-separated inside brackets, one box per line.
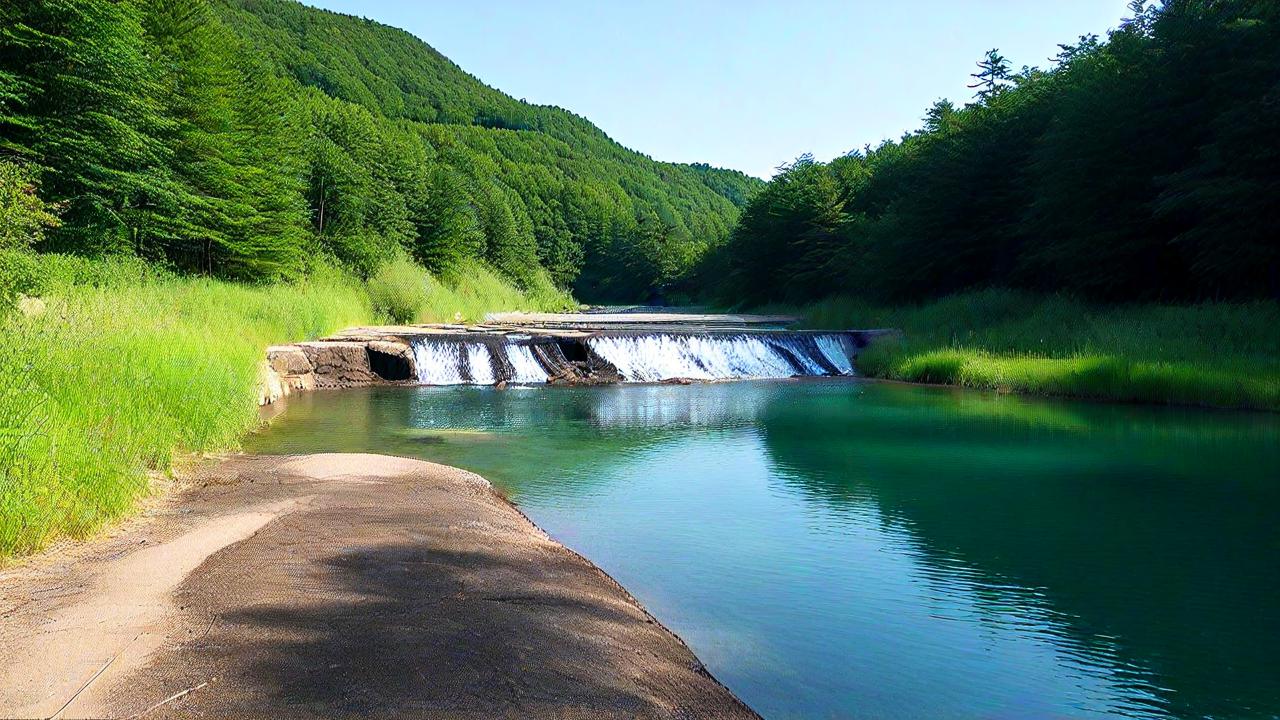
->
[368, 255, 430, 323]
[418, 259, 576, 323]
[786, 289, 1280, 411]
[0, 254, 373, 557]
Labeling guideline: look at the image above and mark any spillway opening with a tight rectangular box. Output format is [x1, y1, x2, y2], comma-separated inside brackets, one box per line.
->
[556, 338, 589, 363]
[368, 347, 413, 381]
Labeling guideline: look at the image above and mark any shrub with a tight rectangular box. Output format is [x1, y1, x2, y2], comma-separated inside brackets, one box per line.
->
[367, 255, 430, 324]
[0, 250, 42, 307]
[0, 160, 60, 251]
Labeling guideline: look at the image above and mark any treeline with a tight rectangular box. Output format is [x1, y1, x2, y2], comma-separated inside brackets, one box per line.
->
[714, 0, 1278, 305]
[0, 0, 759, 299]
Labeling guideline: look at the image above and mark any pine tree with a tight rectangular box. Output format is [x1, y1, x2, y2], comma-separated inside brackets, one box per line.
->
[968, 49, 1011, 101]
[0, 0, 175, 255]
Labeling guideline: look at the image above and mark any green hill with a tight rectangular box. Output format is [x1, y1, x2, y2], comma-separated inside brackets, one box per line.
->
[0, 0, 761, 301]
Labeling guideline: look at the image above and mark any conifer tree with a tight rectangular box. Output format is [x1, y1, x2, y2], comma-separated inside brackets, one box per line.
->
[968, 49, 1011, 101]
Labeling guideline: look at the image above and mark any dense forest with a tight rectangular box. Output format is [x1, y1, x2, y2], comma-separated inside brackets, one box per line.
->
[0, 0, 760, 301]
[3, 0, 1276, 308]
[713, 0, 1278, 305]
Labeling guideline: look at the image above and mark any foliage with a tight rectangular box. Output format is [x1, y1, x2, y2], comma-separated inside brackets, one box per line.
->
[0, 0, 762, 298]
[0, 159, 59, 251]
[717, 0, 1280, 306]
[367, 254, 430, 324]
[422, 259, 576, 324]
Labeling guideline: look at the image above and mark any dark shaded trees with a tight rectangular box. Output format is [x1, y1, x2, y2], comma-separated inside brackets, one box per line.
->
[715, 0, 1280, 305]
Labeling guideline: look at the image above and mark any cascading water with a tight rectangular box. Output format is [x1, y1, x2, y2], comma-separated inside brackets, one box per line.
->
[503, 344, 550, 384]
[412, 340, 468, 385]
[814, 334, 856, 375]
[412, 340, 499, 385]
[587, 333, 857, 383]
[410, 332, 857, 386]
[466, 344, 496, 385]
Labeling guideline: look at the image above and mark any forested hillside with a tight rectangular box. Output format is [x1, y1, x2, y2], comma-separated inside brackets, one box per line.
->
[715, 0, 1278, 305]
[0, 0, 760, 300]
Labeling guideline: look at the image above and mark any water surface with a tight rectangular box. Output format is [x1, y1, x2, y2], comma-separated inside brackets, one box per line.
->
[247, 381, 1280, 719]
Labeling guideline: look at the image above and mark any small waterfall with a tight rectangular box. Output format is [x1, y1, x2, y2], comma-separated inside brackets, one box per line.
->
[466, 344, 496, 384]
[412, 340, 468, 385]
[586, 333, 855, 382]
[814, 334, 856, 375]
[412, 340, 499, 385]
[410, 332, 858, 386]
[503, 344, 549, 384]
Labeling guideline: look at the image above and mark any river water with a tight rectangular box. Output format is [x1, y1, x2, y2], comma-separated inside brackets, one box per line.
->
[246, 380, 1279, 719]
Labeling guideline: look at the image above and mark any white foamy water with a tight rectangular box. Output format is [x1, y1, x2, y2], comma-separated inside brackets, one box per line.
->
[586, 334, 840, 382]
[466, 344, 496, 385]
[814, 334, 856, 375]
[504, 344, 549, 384]
[412, 340, 466, 385]
[413, 333, 857, 385]
[413, 340, 497, 384]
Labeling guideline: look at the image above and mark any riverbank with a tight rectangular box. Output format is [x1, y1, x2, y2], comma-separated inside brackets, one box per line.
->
[779, 290, 1280, 412]
[0, 452, 756, 719]
[0, 253, 572, 559]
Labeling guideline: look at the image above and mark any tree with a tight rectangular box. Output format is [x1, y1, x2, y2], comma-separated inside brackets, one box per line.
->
[1122, 0, 1156, 35]
[1051, 34, 1102, 67]
[922, 100, 958, 133]
[968, 49, 1011, 101]
[0, 0, 175, 255]
[710, 0, 1279, 304]
[142, 0, 307, 278]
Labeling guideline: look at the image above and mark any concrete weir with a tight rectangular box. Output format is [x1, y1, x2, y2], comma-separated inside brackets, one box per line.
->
[260, 312, 894, 402]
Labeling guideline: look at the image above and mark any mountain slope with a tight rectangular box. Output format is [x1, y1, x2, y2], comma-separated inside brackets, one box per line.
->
[0, 0, 759, 300]
[215, 0, 763, 299]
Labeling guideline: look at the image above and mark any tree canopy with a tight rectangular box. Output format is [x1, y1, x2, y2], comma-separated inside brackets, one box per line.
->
[714, 0, 1279, 305]
[0, 0, 761, 298]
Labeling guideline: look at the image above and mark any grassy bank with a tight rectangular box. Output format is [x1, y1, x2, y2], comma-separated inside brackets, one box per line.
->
[0, 254, 572, 558]
[785, 290, 1280, 411]
[368, 256, 574, 324]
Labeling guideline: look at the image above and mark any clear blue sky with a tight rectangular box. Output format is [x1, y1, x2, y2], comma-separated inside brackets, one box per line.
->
[305, 1, 1129, 179]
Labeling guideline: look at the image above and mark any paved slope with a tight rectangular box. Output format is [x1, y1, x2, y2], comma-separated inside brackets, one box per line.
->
[0, 454, 757, 719]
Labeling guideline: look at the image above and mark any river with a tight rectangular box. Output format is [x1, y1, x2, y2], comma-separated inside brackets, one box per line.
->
[247, 380, 1279, 719]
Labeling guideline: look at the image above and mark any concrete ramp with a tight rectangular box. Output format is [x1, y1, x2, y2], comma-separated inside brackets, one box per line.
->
[0, 454, 758, 719]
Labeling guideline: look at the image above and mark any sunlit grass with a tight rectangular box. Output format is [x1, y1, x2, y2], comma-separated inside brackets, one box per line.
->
[424, 259, 576, 323]
[0, 257, 371, 557]
[780, 289, 1279, 411]
[0, 253, 574, 558]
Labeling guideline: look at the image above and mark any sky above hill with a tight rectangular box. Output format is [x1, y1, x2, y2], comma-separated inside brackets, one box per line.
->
[305, 0, 1129, 179]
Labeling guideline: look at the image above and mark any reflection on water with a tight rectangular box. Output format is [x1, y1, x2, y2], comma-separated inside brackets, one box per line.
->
[247, 381, 1280, 719]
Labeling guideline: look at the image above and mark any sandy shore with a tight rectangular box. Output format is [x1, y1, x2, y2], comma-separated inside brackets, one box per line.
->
[0, 453, 756, 719]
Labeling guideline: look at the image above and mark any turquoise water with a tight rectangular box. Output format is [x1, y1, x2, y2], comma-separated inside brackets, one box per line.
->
[247, 381, 1280, 719]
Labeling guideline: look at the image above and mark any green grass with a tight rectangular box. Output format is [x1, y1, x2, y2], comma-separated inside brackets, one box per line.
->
[423, 259, 576, 323]
[0, 253, 574, 558]
[781, 289, 1280, 411]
